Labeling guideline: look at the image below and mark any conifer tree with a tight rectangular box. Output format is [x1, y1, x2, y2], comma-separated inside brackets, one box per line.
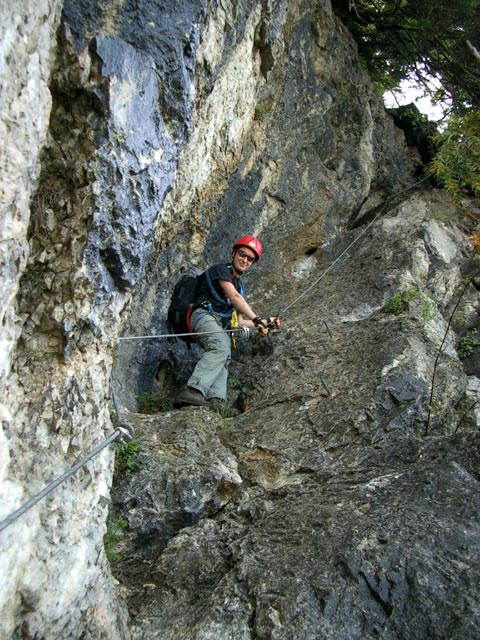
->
[332, 0, 480, 112]
[332, 0, 480, 205]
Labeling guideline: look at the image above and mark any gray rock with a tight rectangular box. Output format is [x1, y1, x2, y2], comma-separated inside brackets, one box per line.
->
[117, 423, 480, 640]
[2, 0, 479, 637]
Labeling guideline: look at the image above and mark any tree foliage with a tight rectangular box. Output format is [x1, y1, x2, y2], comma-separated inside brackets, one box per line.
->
[332, 0, 480, 214]
[331, 0, 480, 113]
[430, 111, 480, 197]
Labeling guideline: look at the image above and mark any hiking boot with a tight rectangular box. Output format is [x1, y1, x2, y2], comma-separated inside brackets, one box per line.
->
[208, 398, 241, 417]
[173, 387, 210, 408]
[208, 397, 224, 411]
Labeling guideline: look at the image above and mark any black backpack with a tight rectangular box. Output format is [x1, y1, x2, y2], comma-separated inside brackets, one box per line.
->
[167, 266, 204, 343]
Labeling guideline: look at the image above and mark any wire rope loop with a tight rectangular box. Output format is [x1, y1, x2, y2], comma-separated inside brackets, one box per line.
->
[116, 425, 134, 444]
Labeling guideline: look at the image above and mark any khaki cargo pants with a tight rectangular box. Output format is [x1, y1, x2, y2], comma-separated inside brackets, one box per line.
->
[187, 309, 231, 401]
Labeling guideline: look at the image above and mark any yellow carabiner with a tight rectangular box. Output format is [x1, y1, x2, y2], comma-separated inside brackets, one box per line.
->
[230, 310, 239, 348]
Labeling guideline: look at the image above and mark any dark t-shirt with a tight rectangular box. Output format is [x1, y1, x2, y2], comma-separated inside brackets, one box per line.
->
[194, 263, 243, 316]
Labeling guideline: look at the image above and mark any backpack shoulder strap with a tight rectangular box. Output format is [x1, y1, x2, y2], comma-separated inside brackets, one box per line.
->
[205, 266, 245, 300]
[238, 279, 245, 297]
[205, 268, 227, 305]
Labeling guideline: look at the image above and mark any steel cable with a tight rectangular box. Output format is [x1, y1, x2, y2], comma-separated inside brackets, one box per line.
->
[280, 175, 431, 316]
[118, 326, 252, 341]
[0, 427, 131, 534]
[0, 176, 430, 532]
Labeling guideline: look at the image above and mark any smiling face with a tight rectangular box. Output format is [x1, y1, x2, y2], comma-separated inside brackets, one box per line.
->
[232, 246, 257, 275]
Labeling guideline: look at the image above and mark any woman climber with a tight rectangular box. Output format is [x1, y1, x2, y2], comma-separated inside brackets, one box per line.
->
[173, 235, 281, 411]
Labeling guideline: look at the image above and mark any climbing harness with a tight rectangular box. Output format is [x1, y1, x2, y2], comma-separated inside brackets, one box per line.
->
[167, 265, 246, 343]
[201, 268, 245, 327]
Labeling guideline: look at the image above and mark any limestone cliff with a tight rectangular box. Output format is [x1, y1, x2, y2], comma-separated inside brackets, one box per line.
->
[0, 1, 479, 639]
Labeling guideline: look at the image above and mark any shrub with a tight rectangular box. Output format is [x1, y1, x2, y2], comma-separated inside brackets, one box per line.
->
[458, 331, 478, 359]
[137, 391, 173, 414]
[114, 440, 143, 475]
[430, 110, 480, 201]
[385, 287, 437, 319]
[104, 515, 128, 562]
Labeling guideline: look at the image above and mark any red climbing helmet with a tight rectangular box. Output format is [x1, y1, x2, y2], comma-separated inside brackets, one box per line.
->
[232, 235, 263, 261]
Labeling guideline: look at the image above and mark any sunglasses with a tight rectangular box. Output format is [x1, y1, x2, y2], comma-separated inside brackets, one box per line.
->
[237, 249, 256, 263]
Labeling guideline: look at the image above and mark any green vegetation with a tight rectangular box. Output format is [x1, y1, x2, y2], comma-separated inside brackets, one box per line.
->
[332, 0, 480, 111]
[385, 287, 437, 319]
[230, 377, 243, 390]
[457, 330, 478, 359]
[430, 111, 480, 201]
[254, 104, 269, 122]
[218, 404, 235, 422]
[216, 415, 231, 434]
[137, 391, 173, 414]
[214, 404, 238, 434]
[104, 515, 128, 562]
[385, 292, 406, 315]
[331, 1, 480, 206]
[114, 440, 143, 475]
[430, 207, 460, 221]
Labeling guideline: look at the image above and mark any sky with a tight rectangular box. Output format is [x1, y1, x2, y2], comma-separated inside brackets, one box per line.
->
[383, 73, 449, 123]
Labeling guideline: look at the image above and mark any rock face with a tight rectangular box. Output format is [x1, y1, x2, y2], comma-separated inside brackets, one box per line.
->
[112, 189, 480, 639]
[116, 421, 480, 640]
[0, 0, 479, 639]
